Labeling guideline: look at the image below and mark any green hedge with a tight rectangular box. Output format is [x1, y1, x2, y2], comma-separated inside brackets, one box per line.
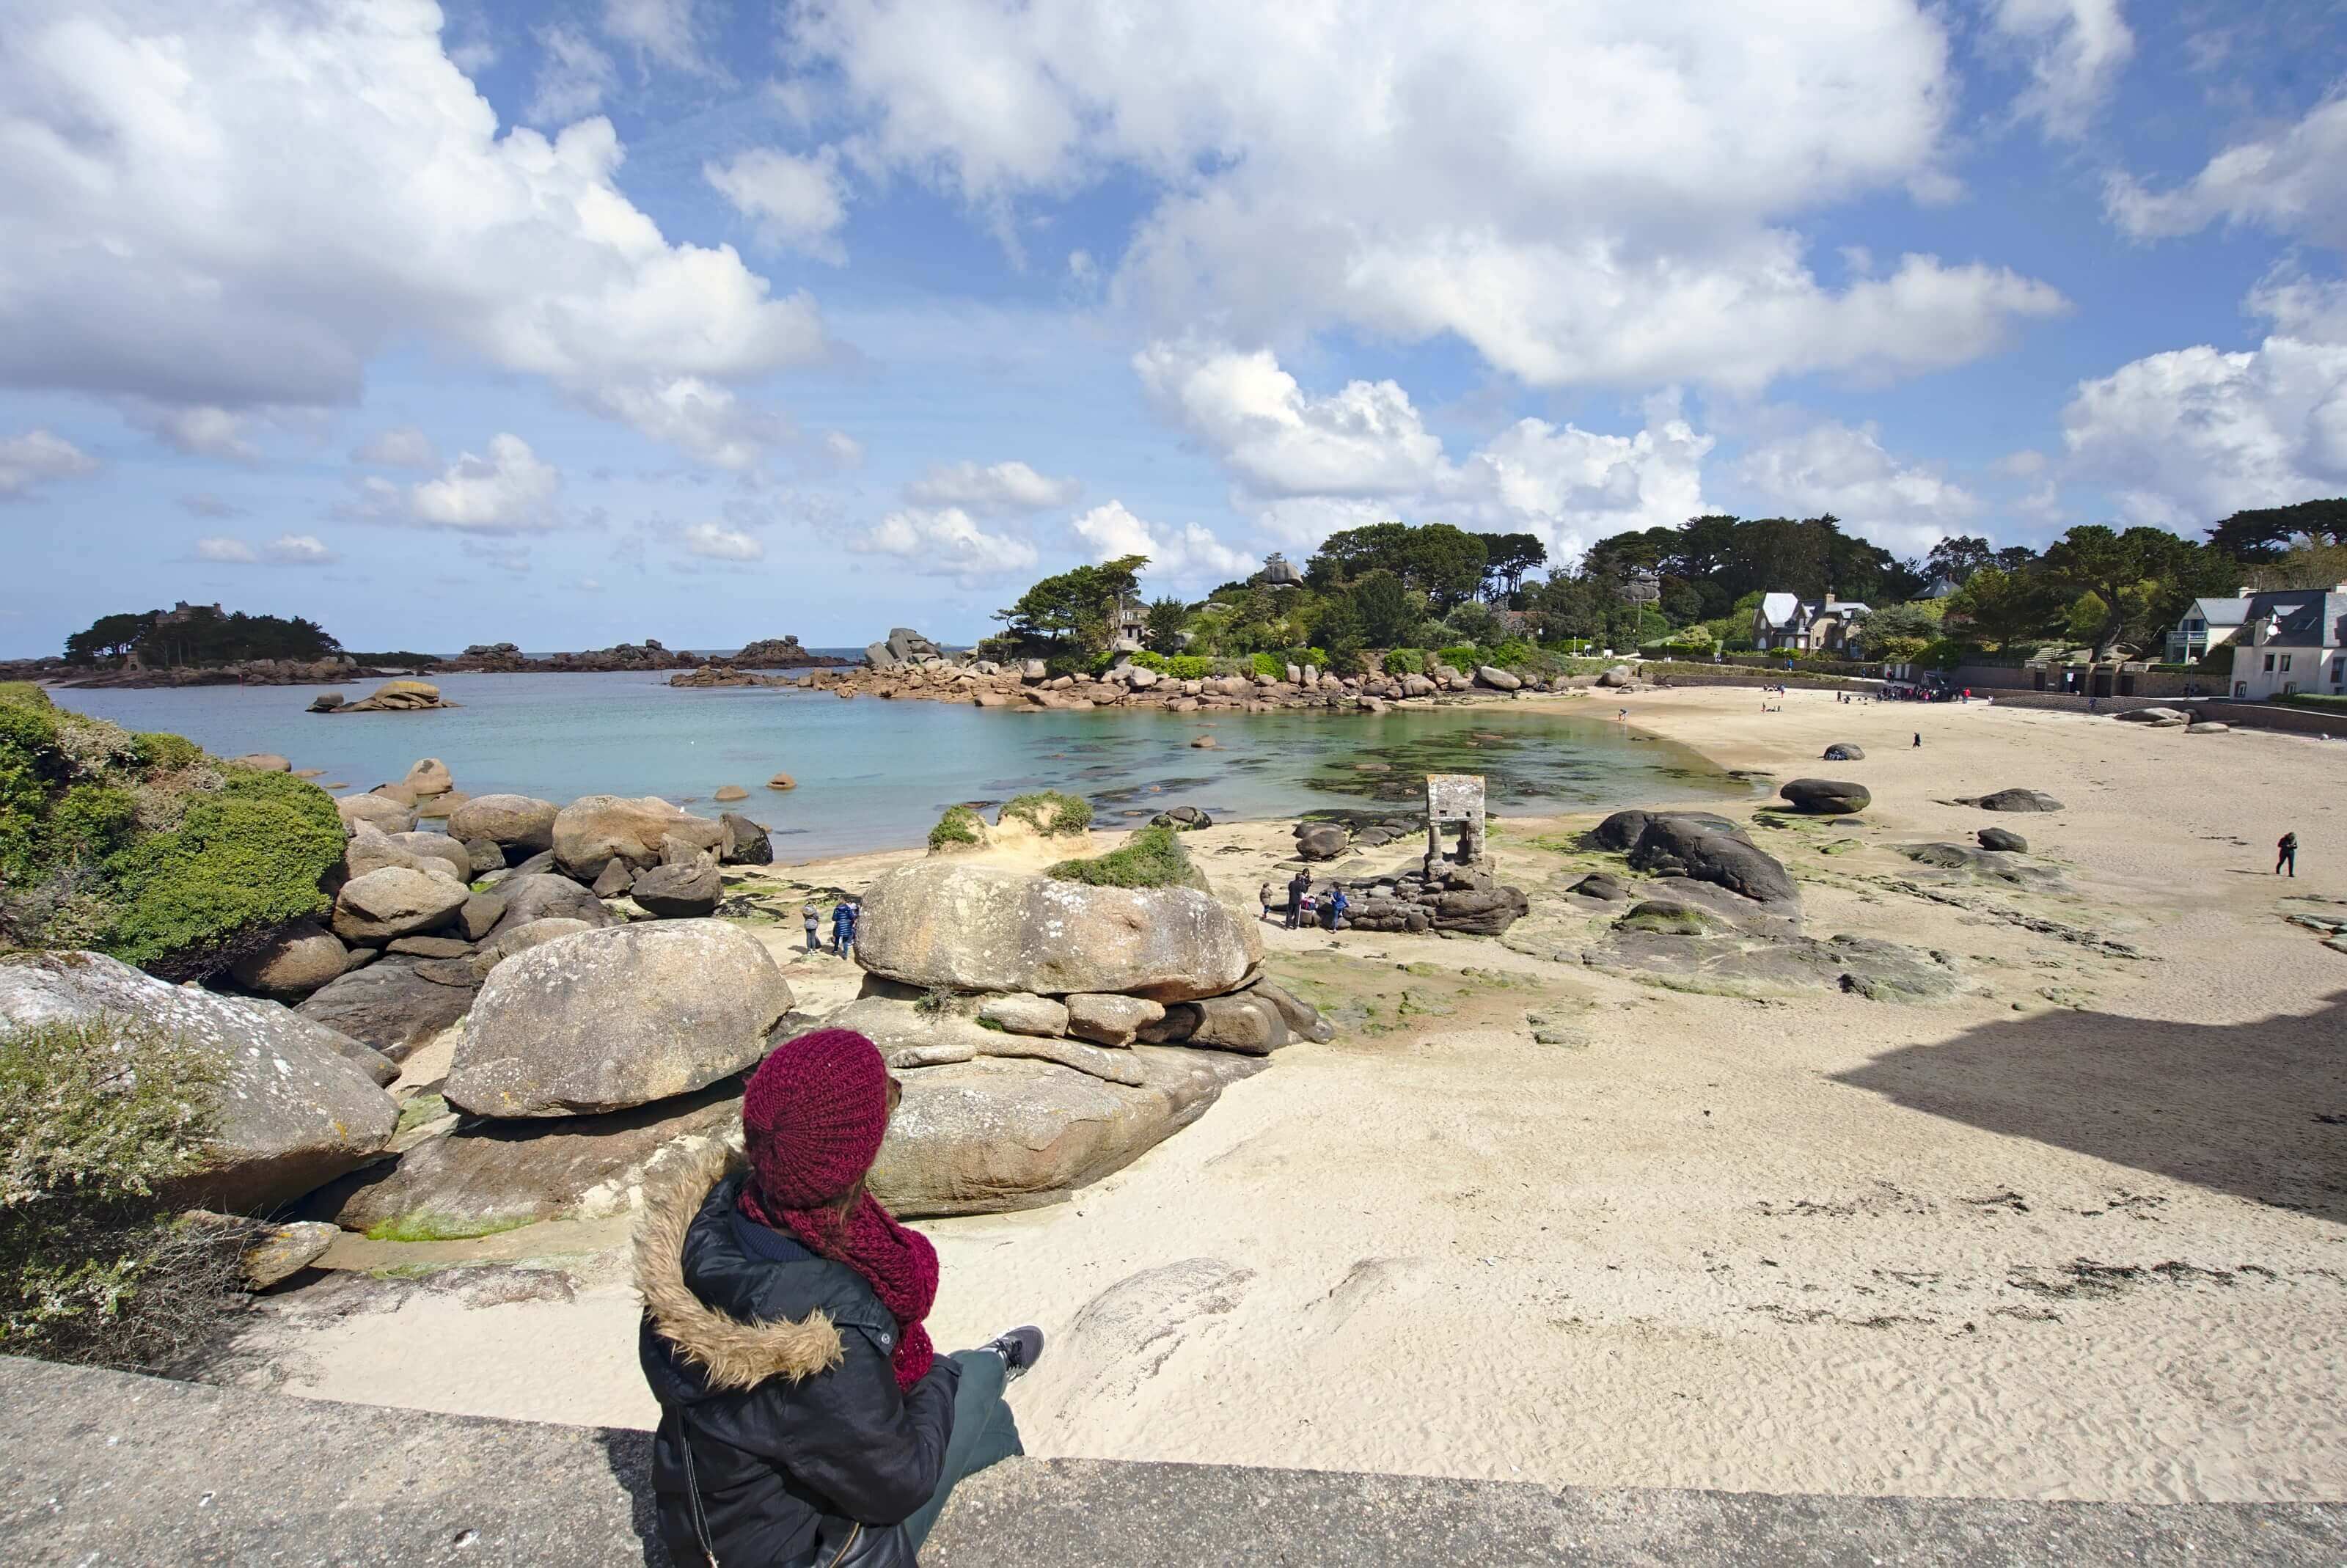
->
[1046, 825, 1198, 889]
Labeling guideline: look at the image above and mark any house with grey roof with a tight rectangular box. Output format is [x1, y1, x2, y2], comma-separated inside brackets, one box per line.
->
[1751, 589, 1871, 653]
[2162, 593, 2254, 664]
[2227, 585, 2347, 700]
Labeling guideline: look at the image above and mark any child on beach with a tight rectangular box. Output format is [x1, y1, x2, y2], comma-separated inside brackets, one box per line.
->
[637, 1030, 1039, 1566]
[1259, 880, 1276, 922]
[2278, 831, 2298, 876]
[802, 901, 821, 954]
[832, 900, 859, 959]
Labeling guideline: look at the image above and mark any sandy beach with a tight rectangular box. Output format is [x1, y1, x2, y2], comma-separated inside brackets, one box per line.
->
[236, 688, 2347, 1504]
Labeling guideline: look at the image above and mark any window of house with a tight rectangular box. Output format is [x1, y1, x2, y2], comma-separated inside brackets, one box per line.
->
[2263, 653, 2276, 671]
[2280, 653, 2293, 672]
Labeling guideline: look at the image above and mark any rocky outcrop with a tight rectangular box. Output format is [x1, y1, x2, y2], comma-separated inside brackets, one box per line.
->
[868, 1049, 1267, 1218]
[720, 813, 772, 865]
[977, 994, 1070, 1037]
[1779, 778, 1870, 815]
[480, 873, 615, 943]
[1294, 822, 1350, 861]
[0, 952, 396, 1212]
[330, 867, 469, 944]
[1150, 805, 1213, 832]
[445, 922, 794, 1118]
[1960, 788, 2065, 813]
[295, 958, 477, 1062]
[447, 795, 560, 857]
[1823, 743, 1865, 761]
[323, 679, 451, 714]
[335, 794, 414, 836]
[731, 637, 852, 669]
[630, 863, 722, 918]
[1977, 827, 2029, 853]
[854, 861, 1262, 1003]
[865, 627, 948, 669]
[436, 640, 694, 674]
[552, 795, 725, 879]
[1625, 815, 1798, 909]
[1065, 993, 1165, 1047]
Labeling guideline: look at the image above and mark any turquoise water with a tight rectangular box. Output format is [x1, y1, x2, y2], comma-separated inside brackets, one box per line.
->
[53, 674, 1754, 861]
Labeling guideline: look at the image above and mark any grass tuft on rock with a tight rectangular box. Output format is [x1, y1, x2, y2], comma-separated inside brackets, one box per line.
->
[362, 1211, 536, 1244]
[0, 1014, 240, 1371]
[927, 804, 984, 851]
[1046, 825, 1199, 889]
[999, 791, 1092, 838]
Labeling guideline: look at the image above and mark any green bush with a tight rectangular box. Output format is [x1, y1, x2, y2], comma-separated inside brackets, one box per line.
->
[1, 1011, 239, 1370]
[128, 732, 202, 774]
[1045, 825, 1200, 889]
[927, 804, 984, 851]
[2280, 692, 2347, 710]
[1129, 650, 1171, 673]
[102, 770, 343, 980]
[999, 790, 1093, 837]
[1251, 652, 1284, 678]
[1437, 645, 1479, 671]
[1382, 647, 1425, 675]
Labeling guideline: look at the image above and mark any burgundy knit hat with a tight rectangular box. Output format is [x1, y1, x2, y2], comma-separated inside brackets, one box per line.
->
[741, 1028, 892, 1208]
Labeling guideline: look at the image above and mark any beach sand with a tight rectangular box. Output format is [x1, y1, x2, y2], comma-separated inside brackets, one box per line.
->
[239, 688, 2347, 1503]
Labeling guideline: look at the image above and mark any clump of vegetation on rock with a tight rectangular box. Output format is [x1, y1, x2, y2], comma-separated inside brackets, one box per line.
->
[0, 1011, 241, 1370]
[927, 805, 984, 851]
[1047, 825, 1198, 890]
[0, 685, 342, 978]
[999, 791, 1092, 838]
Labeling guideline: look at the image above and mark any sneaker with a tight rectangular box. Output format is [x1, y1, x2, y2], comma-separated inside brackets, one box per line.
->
[983, 1325, 1044, 1382]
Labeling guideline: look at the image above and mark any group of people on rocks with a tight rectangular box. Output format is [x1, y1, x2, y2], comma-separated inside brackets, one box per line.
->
[1261, 871, 1348, 931]
[802, 898, 861, 958]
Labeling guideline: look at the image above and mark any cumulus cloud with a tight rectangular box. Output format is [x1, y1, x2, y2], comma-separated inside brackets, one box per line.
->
[1989, 0, 2134, 140]
[706, 147, 850, 261]
[579, 379, 788, 471]
[852, 507, 1039, 577]
[177, 492, 245, 518]
[2106, 95, 2347, 249]
[2058, 278, 2347, 526]
[681, 521, 766, 560]
[1732, 419, 1980, 553]
[821, 430, 865, 470]
[0, 1, 822, 465]
[1071, 500, 1256, 582]
[352, 425, 440, 469]
[126, 403, 260, 461]
[789, 0, 2062, 392]
[355, 434, 563, 533]
[528, 25, 618, 125]
[0, 429, 98, 499]
[193, 533, 332, 564]
[903, 459, 1082, 513]
[1134, 342, 1711, 565]
[604, 0, 714, 75]
[194, 537, 259, 564]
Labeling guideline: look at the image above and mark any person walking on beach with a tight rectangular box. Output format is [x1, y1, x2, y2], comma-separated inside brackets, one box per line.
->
[637, 1028, 1040, 1567]
[2278, 831, 2298, 877]
[1913, 732, 1922, 748]
[802, 901, 821, 955]
[832, 899, 858, 959]
[1286, 868, 1310, 929]
[1259, 879, 1276, 923]
[1328, 886, 1349, 933]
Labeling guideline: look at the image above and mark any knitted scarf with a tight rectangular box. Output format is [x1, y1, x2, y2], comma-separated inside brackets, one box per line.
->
[739, 1181, 937, 1393]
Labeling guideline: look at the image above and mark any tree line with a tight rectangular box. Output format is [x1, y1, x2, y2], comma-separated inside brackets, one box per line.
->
[984, 497, 2346, 673]
[62, 606, 342, 667]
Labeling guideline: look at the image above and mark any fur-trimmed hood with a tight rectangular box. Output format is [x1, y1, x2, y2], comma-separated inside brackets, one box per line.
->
[633, 1140, 847, 1393]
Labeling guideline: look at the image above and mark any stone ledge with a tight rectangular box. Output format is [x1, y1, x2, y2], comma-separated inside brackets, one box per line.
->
[3, 1358, 2340, 1566]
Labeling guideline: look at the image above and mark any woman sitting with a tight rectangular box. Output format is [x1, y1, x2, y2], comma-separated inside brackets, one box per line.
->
[637, 1028, 1039, 1565]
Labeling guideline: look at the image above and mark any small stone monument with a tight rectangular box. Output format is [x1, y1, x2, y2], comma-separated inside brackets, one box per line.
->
[1424, 774, 1487, 868]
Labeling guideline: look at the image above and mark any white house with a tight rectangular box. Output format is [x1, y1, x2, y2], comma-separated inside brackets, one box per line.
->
[2163, 593, 2254, 664]
[2227, 586, 2347, 700]
[1752, 590, 1871, 653]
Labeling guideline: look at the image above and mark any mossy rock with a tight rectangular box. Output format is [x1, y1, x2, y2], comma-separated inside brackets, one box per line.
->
[999, 791, 1093, 837]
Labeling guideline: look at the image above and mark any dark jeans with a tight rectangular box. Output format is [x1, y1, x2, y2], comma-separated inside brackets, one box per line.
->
[1284, 898, 1300, 928]
[902, 1349, 1024, 1550]
[2279, 851, 2296, 876]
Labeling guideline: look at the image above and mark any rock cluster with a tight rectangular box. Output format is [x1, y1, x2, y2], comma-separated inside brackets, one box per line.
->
[316, 679, 452, 714]
[435, 640, 697, 673]
[865, 626, 948, 668]
[733, 636, 849, 668]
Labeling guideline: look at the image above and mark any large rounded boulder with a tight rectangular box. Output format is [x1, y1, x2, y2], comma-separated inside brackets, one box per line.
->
[444, 920, 794, 1118]
[1627, 815, 1798, 908]
[854, 861, 1262, 1003]
[330, 866, 469, 943]
[1963, 788, 2065, 813]
[553, 794, 726, 879]
[481, 873, 616, 942]
[1780, 778, 1870, 815]
[1, 951, 396, 1212]
[448, 794, 560, 855]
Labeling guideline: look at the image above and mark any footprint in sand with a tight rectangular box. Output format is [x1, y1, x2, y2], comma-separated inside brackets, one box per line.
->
[1025, 1258, 1253, 1420]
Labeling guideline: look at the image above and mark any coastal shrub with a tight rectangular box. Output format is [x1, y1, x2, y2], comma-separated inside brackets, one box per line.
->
[999, 791, 1092, 837]
[0, 1012, 241, 1371]
[1437, 645, 1479, 672]
[1045, 825, 1197, 890]
[1164, 655, 1212, 681]
[1383, 648, 1425, 676]
[1250, 652, 1284, 678]
[927, 805, 984, 851]
[128, 731, 202, 774]
[100, 770, 343, 981]
[1129, 650, 1171, 673]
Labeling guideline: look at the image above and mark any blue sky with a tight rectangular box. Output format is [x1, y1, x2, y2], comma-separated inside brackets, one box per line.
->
[3, 0, 2343, 655]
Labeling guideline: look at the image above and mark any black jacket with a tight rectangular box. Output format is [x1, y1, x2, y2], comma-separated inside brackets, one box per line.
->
[637, 1145, 959, 1567]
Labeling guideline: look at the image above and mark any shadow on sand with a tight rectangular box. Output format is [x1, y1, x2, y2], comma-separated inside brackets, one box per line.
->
[1832, 992, 2347, 1221]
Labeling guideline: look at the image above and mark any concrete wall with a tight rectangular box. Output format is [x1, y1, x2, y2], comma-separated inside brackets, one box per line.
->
[1948, 663, 2035, 691]
[1981, 692, 2182, 715]
[2195, 700, 2347, 737]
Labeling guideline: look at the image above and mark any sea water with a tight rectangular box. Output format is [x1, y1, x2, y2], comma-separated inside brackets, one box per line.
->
[55, 673, 1754, 861]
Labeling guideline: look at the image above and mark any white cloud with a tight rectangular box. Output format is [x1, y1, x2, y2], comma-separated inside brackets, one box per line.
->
[1732, 419, 1980, 554]
[127, 403, 259, 461]
[1133, 342, 1712, 565]
[0, 429, 98, 498]
[194, 537, 259, 563]
[200, 531, 337, 565]
[852, 506, 1039, 577]
[821, 430, 865, 470]
[264, 532, 337, 564]
[705, 147, 850, 261]
[579, 378, 787, 471]
[1989, 0, 2134, 141]
[528, 25, 618, 125]
[2106, 96, 2347, 249]
[0, 1, 823, 465]
[792, 0, 2062, 392]
[1071, 500, 1256, 582]
[352, 425, 440, 469]
[372, 434, 565, 533]
[177, 491, 244, 518]
[681, 521, 765, 560]
[603, 0, 713, 75]
[903, 459, 1082, 513]
[2058, 281, 2347, 526]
